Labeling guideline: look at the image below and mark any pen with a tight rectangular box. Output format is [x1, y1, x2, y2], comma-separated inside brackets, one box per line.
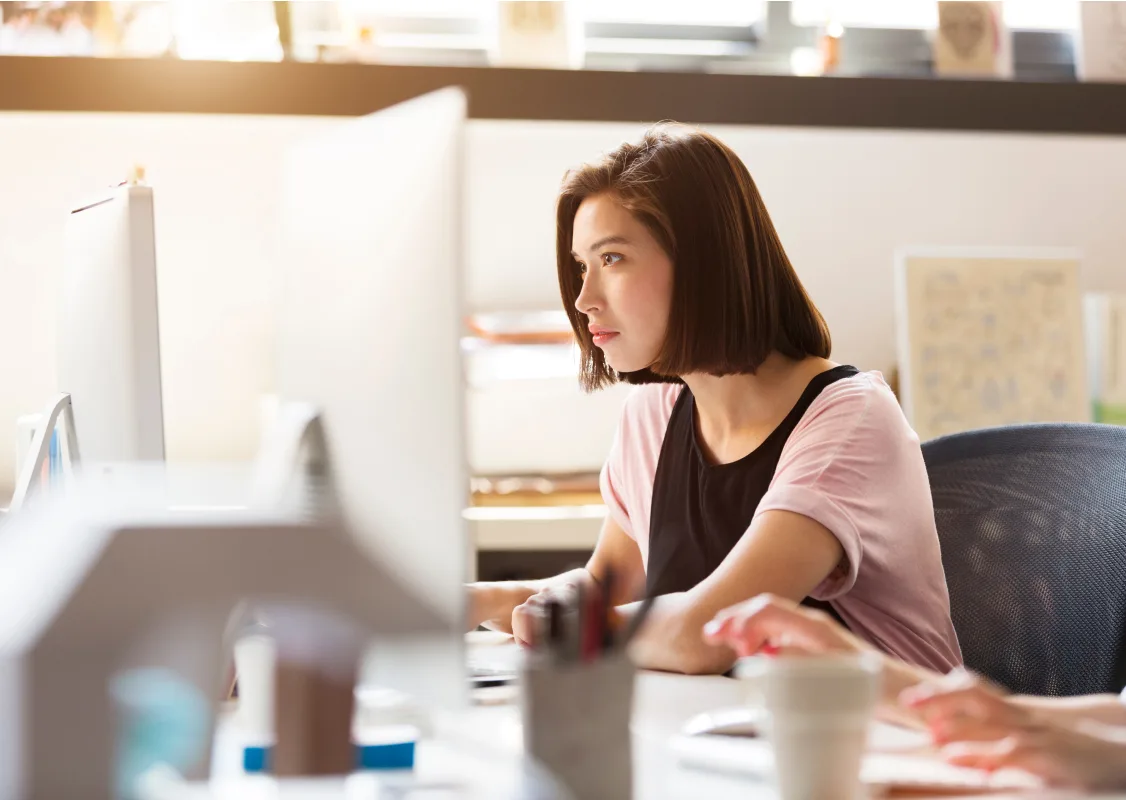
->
[582, 581, 603, 662]
[570, 581, 586, 663]
[620, 592, 656, 651]
[600, 567, 616, 653]
[545, 598, 564, 662]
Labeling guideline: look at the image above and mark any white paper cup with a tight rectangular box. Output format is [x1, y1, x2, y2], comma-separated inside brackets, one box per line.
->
[740, 654, 882, 800]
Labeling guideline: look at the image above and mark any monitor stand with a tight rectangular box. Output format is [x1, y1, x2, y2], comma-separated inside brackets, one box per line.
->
[9, 393, 81, 512]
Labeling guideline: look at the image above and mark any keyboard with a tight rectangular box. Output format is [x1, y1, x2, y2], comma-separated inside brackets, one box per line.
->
[670, 733, 1043, 794]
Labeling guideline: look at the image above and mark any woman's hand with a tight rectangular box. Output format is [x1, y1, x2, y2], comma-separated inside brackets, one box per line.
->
[901, 670, 1126, 791]
[468, 568, 609, 643]
[465, 583, 535, 634]
[510, 576, 590, 647]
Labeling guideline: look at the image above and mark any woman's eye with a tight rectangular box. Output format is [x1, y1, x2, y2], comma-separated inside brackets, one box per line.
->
[576, 261, 587, 277]
[602, 253, 622, 267]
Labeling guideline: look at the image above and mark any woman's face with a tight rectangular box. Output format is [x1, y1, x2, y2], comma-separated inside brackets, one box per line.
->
[571, 193, 674, 374]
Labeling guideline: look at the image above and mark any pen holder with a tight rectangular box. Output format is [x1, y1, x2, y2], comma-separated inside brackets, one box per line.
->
[521, 654, 635, 800]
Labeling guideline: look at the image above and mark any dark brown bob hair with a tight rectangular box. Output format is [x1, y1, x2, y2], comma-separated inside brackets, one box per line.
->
[557, 123, 831, 391]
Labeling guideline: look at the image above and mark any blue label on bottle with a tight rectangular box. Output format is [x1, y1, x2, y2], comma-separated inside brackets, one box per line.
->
[355, 741, 415, 770]
[243, 745, 272, 773]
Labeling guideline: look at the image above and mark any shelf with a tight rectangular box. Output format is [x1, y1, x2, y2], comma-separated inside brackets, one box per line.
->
[464, 504, 605, 522]
[2, 56, 1126, 135]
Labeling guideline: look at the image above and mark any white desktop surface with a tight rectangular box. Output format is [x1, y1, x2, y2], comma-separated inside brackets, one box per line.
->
[164, 636, 1123, 800]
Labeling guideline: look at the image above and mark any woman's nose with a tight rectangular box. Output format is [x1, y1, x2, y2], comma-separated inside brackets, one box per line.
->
[575, 273, 601, 316]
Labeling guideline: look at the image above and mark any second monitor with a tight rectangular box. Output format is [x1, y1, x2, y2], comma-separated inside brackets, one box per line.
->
[276, 87, 471, 705]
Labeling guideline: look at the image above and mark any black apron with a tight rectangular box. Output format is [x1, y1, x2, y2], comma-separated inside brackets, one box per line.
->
[645, 365, 859, 623]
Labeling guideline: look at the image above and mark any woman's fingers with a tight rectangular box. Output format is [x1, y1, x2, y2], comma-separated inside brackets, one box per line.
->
[510, 582, 584, 648]
[510, 599, 540, 648]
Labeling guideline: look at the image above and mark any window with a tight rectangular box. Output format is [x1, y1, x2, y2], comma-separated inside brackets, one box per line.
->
[291, 0, 769, 69]
[0, 0, 1085, 76]
[790, 0, 1079, 32]
[580, 0, 765, 27]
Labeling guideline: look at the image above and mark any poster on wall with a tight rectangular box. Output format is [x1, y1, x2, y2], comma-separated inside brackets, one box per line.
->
[894, 248, 1089, 442]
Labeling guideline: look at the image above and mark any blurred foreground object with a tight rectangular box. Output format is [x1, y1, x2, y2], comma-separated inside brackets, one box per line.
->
[0, 464, 447, 800]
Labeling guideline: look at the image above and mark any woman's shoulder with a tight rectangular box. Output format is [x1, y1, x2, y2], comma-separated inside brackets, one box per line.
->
[803, 369, 912, 435]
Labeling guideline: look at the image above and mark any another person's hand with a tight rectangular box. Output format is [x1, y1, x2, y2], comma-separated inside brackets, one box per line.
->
[937, 727, 1126, 791]
[900, 670, 1030, 743]
[702, 593, 940, 721]
[901, 671, 1126, 791]
[701, 593, 870, 658]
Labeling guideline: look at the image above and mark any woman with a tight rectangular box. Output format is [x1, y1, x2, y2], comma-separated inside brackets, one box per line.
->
[704, 594, 1126, 791]
[467, 123, 961, 675]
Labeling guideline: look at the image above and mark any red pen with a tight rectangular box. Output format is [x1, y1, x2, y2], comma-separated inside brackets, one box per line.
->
[600, 568, 617, 653]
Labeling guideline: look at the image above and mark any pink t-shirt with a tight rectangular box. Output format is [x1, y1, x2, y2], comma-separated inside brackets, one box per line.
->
[600, 370, 963, 673]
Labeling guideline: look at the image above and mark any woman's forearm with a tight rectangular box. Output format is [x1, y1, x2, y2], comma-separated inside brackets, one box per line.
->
[617, 593, 736, 674]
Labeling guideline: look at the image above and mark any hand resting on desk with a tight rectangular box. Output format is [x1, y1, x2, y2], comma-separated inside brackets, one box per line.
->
[902, 671, 1126, 792]
[704, 593, 1126, 792]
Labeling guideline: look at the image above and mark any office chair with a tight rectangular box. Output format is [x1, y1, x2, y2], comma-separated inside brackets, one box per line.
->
[922, 423, 1126, 697]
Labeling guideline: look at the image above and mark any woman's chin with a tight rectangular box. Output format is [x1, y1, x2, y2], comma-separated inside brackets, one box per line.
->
[604, 355, 652, 375]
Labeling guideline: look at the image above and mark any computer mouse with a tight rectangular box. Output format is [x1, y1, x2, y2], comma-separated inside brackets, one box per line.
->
[681, 706, 932, 753]
[682, 706, 766, 737]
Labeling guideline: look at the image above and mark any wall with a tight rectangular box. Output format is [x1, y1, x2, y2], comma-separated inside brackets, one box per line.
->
[2, 111, 1126, 497]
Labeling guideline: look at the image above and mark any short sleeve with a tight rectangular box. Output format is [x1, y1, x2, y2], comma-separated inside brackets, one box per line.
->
[596, 384, 681, 546]
[599, 421, 633, 539]
[755, 376, 921, 601]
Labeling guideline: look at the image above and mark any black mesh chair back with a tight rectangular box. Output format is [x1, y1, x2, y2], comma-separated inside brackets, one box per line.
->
[922, 423, 1126, 697]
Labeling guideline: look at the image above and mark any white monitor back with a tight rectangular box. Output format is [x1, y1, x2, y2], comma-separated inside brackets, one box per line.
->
[59, 184, 165, 463]
[277, 89, 470, 700]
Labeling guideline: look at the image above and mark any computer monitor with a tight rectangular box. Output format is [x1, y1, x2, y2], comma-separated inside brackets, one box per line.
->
[276, 87, 470, 706]
[58, 181, 165, 464]
[10, 182, 165, 512]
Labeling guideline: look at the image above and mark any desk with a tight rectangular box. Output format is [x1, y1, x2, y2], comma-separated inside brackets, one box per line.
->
[168, 638, 1126, 800]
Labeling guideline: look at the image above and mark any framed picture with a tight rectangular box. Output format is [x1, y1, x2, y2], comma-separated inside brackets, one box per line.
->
[895, 247, 1088, 442]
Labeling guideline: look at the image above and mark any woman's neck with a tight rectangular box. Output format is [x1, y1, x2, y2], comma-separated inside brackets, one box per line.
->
[682, 352, 837, 463]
